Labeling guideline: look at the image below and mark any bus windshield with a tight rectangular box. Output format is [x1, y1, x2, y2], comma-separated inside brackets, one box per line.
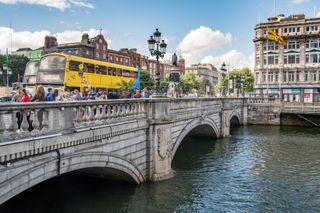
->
[38, 55, 66, 84]
[24, 61, 39, 84]
[25, 61, 39, 76]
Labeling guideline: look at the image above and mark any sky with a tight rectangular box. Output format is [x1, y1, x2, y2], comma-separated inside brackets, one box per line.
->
[0, 0, 320, 69]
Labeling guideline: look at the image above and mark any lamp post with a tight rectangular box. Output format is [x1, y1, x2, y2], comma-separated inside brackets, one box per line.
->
[220, 62, 227, 97]
[241, 75, 245, 97]
[0, 64, 12, 87]
[147, 28, 167, 96]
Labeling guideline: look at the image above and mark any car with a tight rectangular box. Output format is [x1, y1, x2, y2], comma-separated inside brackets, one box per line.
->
[0, 96, 12, 102]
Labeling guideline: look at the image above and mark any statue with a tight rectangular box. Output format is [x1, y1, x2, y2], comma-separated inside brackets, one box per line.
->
[172, 53, 177, 67]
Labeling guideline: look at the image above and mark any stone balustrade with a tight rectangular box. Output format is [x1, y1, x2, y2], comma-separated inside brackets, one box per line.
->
[0, 99, 146, 143]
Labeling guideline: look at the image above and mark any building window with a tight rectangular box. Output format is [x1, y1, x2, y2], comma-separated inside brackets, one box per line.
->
[99, 39, 102, 43]
[116, 57, 119, 62]
[262, 72, 266, 82]
[267, 42, 278, 51]
[284, 54, 299, 64]
[125, 58, 129, 63]
[268, 72, 273, 82]
[96, 43, 99, 49]
[86, 50, 90, 55]
[311, 71, 317, 81]
[275, 73, 278, 82]
[96, 52, 100, 58]
[103, 45, 106, 51]
[305, 72, 309, 82]
[103, 53, 106, 59]
[256, 72, 259, 82]
[288, 72, 294, 82]
[284, 41, 299, 50]
[296, 73, 299, 82]
[283, 72, 287, 82]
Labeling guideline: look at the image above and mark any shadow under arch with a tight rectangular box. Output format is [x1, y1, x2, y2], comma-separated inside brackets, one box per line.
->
[229, 111, 241, 127]
[171, 117, 219, 159]
[1, 152, 144, 205]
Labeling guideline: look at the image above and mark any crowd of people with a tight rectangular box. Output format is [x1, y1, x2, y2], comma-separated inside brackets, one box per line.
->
[9, 85, 152, 132]
[11, 86, 152, 103]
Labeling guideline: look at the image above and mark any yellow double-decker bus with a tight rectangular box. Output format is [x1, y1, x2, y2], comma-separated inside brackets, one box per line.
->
[36, 53, 140, 92]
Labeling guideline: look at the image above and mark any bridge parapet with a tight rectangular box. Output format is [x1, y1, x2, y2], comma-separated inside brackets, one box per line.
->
[0, 100, 146, 142]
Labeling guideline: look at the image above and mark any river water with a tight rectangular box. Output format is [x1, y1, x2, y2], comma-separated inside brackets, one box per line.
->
[1, 125, 320, 212]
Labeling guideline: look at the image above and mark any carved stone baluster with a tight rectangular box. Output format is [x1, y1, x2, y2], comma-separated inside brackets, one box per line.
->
[8, 110, 19, 133]
[89, 106, 95, 123]
[42, 109, 49, 130]
[95, 105, 102, 123]
[82, 106, 89, 123]
[117, 104, 121, 117]
[134, 103, 138, 115]
[101, 105, 107, 120]
[0, 111, 7, 134]
[125, 103, 129, 115]
[21, 111, 29, 132]
[32, 109, 40, 133]
[77, 107, 84, 124]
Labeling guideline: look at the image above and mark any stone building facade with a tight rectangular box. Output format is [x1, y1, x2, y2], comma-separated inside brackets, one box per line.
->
[253, 14, 320, 103]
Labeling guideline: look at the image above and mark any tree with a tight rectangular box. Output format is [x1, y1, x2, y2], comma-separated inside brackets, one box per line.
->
[198, 78, 212, 97]
[0, 54, 29, 86]
[140, 70, 155, 91]
[215, 67, 254, 95]
[160, 77, 169, 92]
[180, 72, 200, 93]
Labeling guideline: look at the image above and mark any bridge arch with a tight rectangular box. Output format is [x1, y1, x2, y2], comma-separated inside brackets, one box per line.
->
[61, 152, 145, 184]
[172, 116, 220, 158]
[229, 110, 241, 126]
[1, 152, 144, 204]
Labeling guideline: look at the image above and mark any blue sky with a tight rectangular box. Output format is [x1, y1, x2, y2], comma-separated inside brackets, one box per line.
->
[0, 0, 320, 68]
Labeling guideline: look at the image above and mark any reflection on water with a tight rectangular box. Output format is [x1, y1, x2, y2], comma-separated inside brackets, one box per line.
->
[1, 125, 320, 212]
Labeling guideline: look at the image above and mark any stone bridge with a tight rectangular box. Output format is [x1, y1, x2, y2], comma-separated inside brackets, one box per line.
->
[0, 98, 247, 204]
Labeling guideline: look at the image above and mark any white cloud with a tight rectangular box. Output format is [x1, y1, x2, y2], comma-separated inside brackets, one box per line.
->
[201, 50, 254, 70]
[177, 26, 232, 64]
[0, 0, 94, 11]
[0, 27, 111, 52]
[317, 11, 320, 17]
[289, 0, 309, 3]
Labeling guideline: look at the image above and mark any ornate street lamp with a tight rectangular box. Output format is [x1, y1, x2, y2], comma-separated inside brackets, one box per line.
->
[220, 62, 227, 97]
[147, 28, 167, 95]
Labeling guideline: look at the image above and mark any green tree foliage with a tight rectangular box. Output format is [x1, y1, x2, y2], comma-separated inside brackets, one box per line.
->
[215, 67, 254, 94]
[0, 54, 29, 86]
[140, 70, 155, 91]
[160, 77, 169, 91]
[198, 78, 212, 96]
[180, 72, 200, 93]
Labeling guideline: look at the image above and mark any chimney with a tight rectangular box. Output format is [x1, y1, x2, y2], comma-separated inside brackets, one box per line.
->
[81, 33, 89, 45]
[44, 35, 50, 49]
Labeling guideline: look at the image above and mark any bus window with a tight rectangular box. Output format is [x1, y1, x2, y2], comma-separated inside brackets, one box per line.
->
[84, 63, 95, 73]
[69, 60, 81, 71]
[39, 55, 66, 70]
[122, 70, 130, 77]
[131, 71, 138, 78]
[108, 67, 116, 76]
[96, 65, 107, 75]
[117, 68, 122, 76]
